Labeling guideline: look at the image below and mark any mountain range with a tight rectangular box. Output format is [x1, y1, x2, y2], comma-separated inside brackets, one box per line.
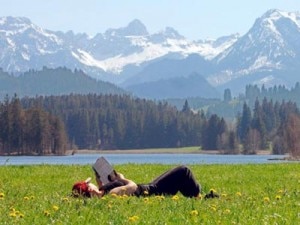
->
[0, 9, 299, 99]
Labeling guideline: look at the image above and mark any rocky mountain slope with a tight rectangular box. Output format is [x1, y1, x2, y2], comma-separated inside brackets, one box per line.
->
[0, 9, 299, 98]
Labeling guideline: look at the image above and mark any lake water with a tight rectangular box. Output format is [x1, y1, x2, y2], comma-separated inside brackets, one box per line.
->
[0, 153, 288, 166]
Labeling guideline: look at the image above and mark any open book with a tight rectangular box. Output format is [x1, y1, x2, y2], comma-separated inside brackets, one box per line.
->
[92, 157, 117, 185]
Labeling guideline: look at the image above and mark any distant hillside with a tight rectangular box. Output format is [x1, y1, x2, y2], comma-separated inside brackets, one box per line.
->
[0, 67, 127, 99]
[127, 72, 220, 99]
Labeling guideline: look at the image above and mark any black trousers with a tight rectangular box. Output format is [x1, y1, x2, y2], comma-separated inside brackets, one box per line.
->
[136, 165, 201, 197]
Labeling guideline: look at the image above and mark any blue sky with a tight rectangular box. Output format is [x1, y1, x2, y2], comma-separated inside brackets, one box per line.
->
[1, 0, 300, 40]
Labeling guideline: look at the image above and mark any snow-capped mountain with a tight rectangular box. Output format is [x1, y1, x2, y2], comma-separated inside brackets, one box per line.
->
[0, 16, 237, 82]
[0, 9, 300, 98]
[209, 9, 300, 90]
[0, 17, 81, 72]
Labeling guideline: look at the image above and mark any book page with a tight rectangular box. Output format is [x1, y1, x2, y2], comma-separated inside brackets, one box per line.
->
[92, 157, 115, 184]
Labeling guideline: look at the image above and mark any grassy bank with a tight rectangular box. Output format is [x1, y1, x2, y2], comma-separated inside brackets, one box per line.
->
[69, 146, 203, 155]
[1, 163, 299, 224]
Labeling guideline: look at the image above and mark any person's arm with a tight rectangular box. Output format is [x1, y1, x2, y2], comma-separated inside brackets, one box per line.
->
[109, 173, 138, 196]
[87, 181, 105, 198]
[89, 186, 105, 198]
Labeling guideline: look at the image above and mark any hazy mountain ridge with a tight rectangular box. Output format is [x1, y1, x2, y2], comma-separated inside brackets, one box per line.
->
[0, 67, 126, 99]
[127, 72, 220, 99]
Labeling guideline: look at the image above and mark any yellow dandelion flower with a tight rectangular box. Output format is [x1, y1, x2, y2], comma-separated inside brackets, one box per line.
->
[210, 188, 217, 193]
[24, 196, 30, 201]
[30, 195, 35, 199]
[210, 206, 217, 212]
[155, 195, 165, 200]
[0, 192, 5, 198]
[172, 195, 179, 201]
[128, 215, 139, 222]
[53, 205, 59, 211]
[275, 195, 281, 200]
[19, 213, 25, 218]
[143, 190, 149, 195]
[111, 193, 118, 198]
[190, 210, 199, 216]
[264, 197, 270, 202]
[62, 197, 69, 202]
[196, 194, 203, 200]
[9, 212, 17, 217]
[44, 210, 51, 216]
[221, 193, 227, 198]
[236, 192, 242, 197]
[224, 209, 231, 214]
[144, 197, 149, 202]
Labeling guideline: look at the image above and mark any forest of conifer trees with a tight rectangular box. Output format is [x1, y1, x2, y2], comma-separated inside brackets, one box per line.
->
[20, 94, 208, 150]
[0, 95, 67, 155]
[1, 91, 300, 157]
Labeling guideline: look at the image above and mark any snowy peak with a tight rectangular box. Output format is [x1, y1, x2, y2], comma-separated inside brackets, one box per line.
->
[160, 27, 184, 39]
[104, 19, 148, 37]
[0, 15, 237, 77]
[255, 9, 300, 39]
[215, 9, 300, 71]
[1, 9, 299, 94]
[262, 9, 300, 27]
[213, 33, 240, 47]
[0, 16, 34, 36]
[126, 19, 149, 36]
[0, 16, 31, 28]
[0, 16, 62, 44]
[207, 9, 300, 89]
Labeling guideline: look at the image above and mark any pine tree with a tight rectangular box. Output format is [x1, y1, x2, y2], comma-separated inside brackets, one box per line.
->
[252, 99, 267, 149]
[182, 100, 191, 113]
[10, 95, 25, 155]
[202, 114, 224, 150]
[223, 88, 232, 102]
[281, 114, 300, 158]
[51, 116, 67, 155]
[237, 102, 252, 143]
[0, 96, 11, 155]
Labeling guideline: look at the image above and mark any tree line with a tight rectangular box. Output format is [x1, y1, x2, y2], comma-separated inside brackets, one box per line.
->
[0, 95, 67, 155]
[20, 94, 212, 150]
[236, 98, 300, 156]
[245, 83, 300, 107]
[1, 93, 300, 157]
[205, 82, 300, 120]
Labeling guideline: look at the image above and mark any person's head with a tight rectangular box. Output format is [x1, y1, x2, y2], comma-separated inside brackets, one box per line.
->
[72, 178, 91, 198]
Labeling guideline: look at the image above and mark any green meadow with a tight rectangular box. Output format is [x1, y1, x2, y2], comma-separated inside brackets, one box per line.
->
[1, 163, 300, 224]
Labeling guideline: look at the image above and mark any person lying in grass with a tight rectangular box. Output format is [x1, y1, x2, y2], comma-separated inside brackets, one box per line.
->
[72, 165, 203, 198]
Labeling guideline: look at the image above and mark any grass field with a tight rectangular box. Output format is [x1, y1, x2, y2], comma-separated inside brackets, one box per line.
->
[0, 163, 300, 224]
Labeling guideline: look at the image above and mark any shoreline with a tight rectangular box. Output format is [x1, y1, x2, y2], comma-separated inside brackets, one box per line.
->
[67, 149, 272, 155]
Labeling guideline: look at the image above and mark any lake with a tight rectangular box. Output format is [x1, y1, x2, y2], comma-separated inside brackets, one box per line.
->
[0, 153, 288, 166]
